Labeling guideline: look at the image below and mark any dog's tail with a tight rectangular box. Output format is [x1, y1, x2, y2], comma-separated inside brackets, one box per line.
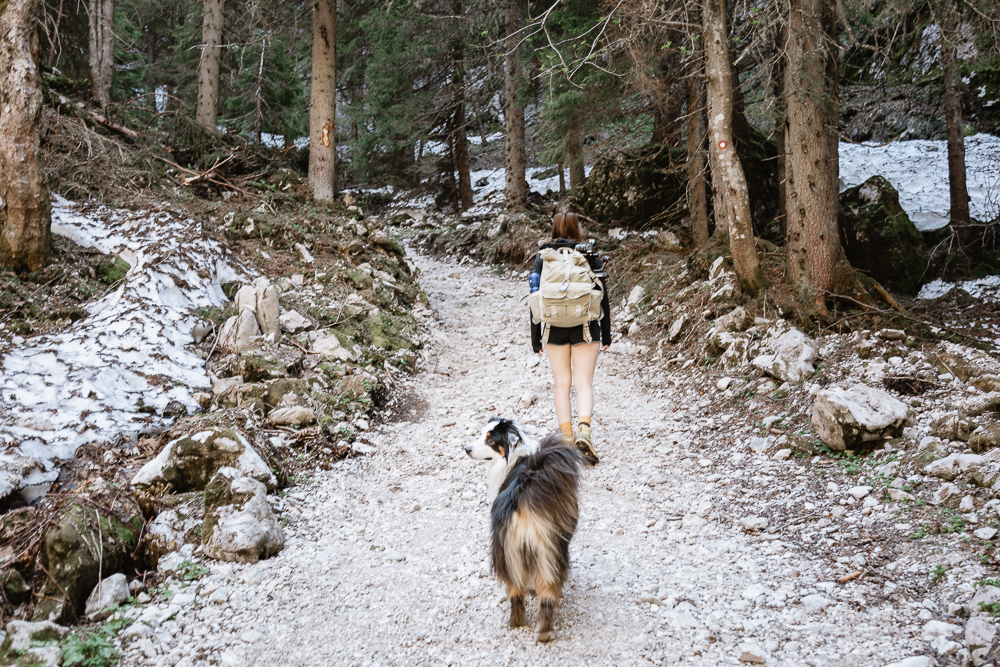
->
[490, 433, 583, 588]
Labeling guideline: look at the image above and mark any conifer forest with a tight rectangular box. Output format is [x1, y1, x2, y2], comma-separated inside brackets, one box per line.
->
[1, 0, 1000, 665]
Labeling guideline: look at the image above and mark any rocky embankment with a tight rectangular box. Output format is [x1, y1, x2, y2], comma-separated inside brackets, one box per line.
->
[0, 200, 426, 666]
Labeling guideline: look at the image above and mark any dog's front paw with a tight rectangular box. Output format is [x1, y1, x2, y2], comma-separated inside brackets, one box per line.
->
[535, 630, 553, 643]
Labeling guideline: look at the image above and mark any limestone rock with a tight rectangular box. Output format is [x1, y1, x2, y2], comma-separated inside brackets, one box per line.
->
[884, 658, 934, 667]
[229, 350, 289, 383]
[202, 468, 284, 564]
[311, 334, 356, 361]
[924, 453, 984, 481]
[132, 428, 276, 492]
[147, 492, 204, 564]
[85, 573, 129, 620]
[715, 307, 753, 334]
[966, 617, 997, 666]
[3, 620, 68, 649]
[31, 504, 142, 623]
[254, 278, 281, 342]
[721, 335, 751, 370]
[338, 377, 368, 401]
[267, 406, 316, 426]
[970, 422, 1000, 454]
[931, 414, 973, 442]
[930, 342, 1000, 383]
[709, 256, 731, 280]
[667, 314, 688, 343]
[931, 482, 961, 508]
[811, 384, 909, 451]
[752, 329, 818, 383]
[218, 310, 260, 353]
[279, 310, 313, 334]
[627, 285, 644, 307]
[294, 243, 314, 264]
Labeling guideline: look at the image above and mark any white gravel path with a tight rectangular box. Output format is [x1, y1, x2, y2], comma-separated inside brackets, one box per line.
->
[120, 251, 933, 667]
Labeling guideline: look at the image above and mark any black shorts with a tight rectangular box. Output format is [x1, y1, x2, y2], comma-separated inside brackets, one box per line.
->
[544, 321, 601, 347]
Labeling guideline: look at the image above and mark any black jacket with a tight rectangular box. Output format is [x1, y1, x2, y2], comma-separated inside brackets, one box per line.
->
[530, 239, 612, 352]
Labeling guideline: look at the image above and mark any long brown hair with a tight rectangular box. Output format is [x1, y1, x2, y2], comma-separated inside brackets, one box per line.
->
[552, 208, 584, 241]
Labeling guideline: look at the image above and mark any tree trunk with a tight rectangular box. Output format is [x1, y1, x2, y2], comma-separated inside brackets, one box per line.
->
[503, 0, 527, 211]
[783, 0, 841, 314]
[687, 44, 709, 248]
[931, 0, 971, 228]
[775, 25, 788, 243]
[452, 0, 472, 211]
[567, 127, 585, 190]
[88, 0, 114, 108]
[195, 0, 224, 129]
[309, 0, 336, 203]
[703, 0, 763, 295]
[0, 0, 51, 273]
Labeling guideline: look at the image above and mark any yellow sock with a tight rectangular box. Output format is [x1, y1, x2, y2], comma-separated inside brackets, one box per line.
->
[560, 422, 574, 439]
[578, 417, 591, 428]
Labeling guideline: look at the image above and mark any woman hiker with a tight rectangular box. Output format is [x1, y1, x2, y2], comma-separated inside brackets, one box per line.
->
[529, 207, 611, 465]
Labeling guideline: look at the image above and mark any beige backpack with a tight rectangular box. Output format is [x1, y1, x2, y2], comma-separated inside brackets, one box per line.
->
[529, 247, 603, 343]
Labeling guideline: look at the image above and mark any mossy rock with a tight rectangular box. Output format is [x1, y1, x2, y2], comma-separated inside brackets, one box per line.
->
[31, 504, 142, 624]
[0, 569, 30, 605]
[839, 175, 928, 296]
[231, 351, 288, 383]
[573, 145, 687, 227]
[95, 257, 130, 285]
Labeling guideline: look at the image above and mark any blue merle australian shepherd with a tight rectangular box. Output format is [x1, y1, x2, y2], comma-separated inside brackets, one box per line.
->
[464, 417, 583, 642]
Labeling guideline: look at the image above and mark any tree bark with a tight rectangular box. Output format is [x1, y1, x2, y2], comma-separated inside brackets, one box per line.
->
[687, 43, 709, 248]
[195, 0, 224, 129]
[567, 126, 585, 190]
[88, 0, 114, 108]
[452, 0, 472, 211]
[503, 0, 527, 211]
[783, 0, 841, 314]
[931, 0, 971, 228]
[0, 0, 51, 273]
[309, 0, 336, 203]
[703, 0, 763, 295]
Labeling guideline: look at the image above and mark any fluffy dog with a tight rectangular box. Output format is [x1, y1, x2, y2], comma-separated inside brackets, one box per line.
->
[465, 418, 583, 642]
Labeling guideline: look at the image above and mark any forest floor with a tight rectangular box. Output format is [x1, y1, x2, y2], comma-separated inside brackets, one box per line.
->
[114, 247, 956, 667]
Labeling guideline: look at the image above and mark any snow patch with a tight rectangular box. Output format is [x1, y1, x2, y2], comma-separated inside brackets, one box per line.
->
[0, 196, 248, 501]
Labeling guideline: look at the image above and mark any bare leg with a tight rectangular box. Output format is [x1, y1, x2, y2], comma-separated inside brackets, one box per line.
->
[570, 342, 601, 420]
[546, 344, 573, 426]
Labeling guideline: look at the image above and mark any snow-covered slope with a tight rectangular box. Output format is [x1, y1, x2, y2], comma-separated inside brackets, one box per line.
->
[0, 197, 245, 501]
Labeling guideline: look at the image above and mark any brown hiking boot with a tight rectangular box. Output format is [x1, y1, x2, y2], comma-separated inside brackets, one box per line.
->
[575, 424, 599, 465]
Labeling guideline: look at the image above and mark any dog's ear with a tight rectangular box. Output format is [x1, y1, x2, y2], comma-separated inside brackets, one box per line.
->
[498, 420, 521, 460]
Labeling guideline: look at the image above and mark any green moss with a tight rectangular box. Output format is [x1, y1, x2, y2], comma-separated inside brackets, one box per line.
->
[839, 175, 928, 296]
[95, 258, 130, 285]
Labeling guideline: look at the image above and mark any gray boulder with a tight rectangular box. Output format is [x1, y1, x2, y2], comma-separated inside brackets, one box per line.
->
[202, 468, 284, 564]
[811, 384, 909, 451]
[85, 573, 130, 620]
[751, 329, 818, 383]
[132, 428, 276, 492]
